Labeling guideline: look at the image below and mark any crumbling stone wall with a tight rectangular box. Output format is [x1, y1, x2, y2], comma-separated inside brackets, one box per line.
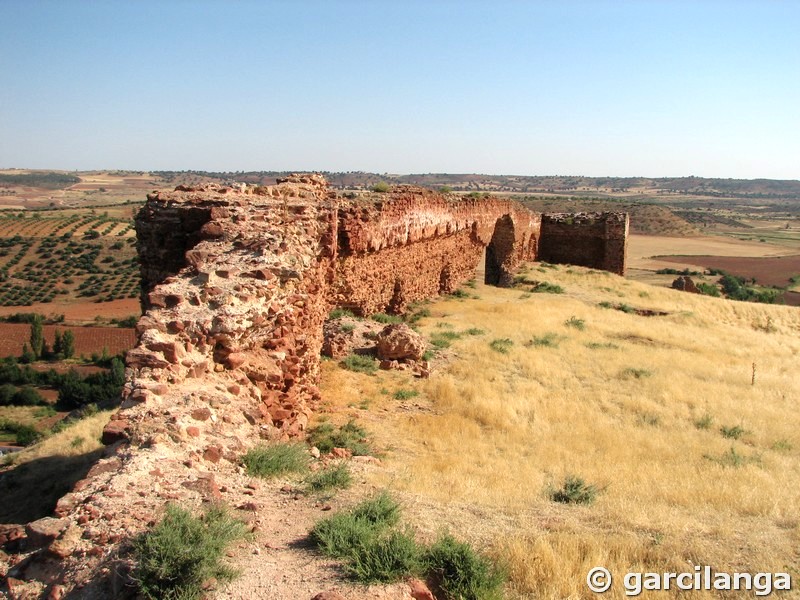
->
[538, 212, 629, 276]
[332, 186, 540, 313]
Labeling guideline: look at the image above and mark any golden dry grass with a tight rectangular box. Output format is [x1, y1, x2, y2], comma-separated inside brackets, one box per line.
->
[320, 263, 800, 599]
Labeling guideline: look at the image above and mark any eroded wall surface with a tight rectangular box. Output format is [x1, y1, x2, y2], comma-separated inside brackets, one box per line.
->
[538, 212, 629, 276]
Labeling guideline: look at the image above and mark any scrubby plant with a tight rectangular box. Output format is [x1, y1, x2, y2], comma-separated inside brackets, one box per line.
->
[242, 443, 308, 478]
[372, 313, 403, 324]
[620, 367, 652, 379]
[346, 528, 423, 583]
[308, 420, 370, 456]
[704, 446, 761, 468]
[531, 282, 564, 294]
[393, 389, 419, 401]
[372, 182, 391, 193]
[564, 316, 585, 330]
[341, 353, 378, 375]
[549, 475, 600, 505]
[525, 333, 560, 348]
[305, 462, 352, 493]
[424, 533, 505, 600]
[694, 414, 714, 430]
[489, 338, 513, 354]
[133, 504, 248, 600]
[720, 424, 747, 440]
[330, 307, 356, 319]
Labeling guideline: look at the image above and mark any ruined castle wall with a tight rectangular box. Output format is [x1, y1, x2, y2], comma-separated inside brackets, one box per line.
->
[538, 212, 629, 276]
[332, 187, 540, 313]
[122, 175, 338, 441]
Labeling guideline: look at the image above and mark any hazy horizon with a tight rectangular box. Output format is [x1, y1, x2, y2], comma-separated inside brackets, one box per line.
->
[2, 1, 798, 179]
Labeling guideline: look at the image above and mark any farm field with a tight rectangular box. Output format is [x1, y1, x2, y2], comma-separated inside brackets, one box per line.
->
[0, 323, 136, 359]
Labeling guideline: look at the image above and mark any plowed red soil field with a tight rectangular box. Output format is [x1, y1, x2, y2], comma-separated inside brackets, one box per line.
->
[657, 254, 800, 287]
[0, 324, 136, 358]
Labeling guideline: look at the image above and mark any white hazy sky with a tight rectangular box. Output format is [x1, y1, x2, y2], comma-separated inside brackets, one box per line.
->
[1, 0, 799, 179]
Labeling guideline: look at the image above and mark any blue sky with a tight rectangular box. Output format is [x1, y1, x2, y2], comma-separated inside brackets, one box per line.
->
[1, 0, 798, 178]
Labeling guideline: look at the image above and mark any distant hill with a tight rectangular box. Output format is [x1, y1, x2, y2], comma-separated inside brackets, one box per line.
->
[151, 171, 800, 201]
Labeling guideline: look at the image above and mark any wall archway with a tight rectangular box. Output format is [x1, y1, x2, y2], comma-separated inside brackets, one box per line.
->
[484, 214, 516, 287]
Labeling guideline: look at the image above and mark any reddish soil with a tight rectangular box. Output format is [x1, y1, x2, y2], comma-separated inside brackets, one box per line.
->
[0, 324, 136, 359]
[656, 254, 800, 287]
[0, 298, 140, 324]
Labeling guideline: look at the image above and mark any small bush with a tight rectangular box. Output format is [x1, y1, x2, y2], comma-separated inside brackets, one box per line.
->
[372, 313, 402, 324]
[242, 443, 308, 478]
[346, 528, 423, 583]
[340, 323, 355, 333]
[694, 414, 714, 430]
[306, 462, 352, 493]
[448, 289, 470, 299]
[308, 420, 370, 456]
[393, 389, 419, 401]
[425, 534, 505, 600]
[771, 439, 793, 452]
[311, 492, 401, 558]
[531, 282, 564, 294]
[525, 333, 560, 348]
[585, 342, 619, 350]
[489, 338, 513, 354]
[564, 316, 585, 330]
[330, 308, 356, 319]
[341, 353, 378, 375]
[464, 328, 484, 336]
[550, 475, 599, 505]
[372, 182, 391, 193]
[704, 446, 761, 468]
[133, 504, 248, 600]
[720, 424, 747, 440]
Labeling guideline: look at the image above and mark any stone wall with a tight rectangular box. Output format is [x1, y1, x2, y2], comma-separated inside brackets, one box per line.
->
[538, 212, 629, 275]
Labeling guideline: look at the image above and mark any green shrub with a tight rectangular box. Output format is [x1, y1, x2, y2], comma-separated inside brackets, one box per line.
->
[464, 328, 484, 336]
[549, 475, 599, 505]
[694, 414, 714, 430]
[531, 281, 564, 294]
[341, 353, 377, 375]
[430, 334, 454, 349]
[696, 282, 721, 297]
[771, 439, 793, 452]
[585, 342, 619, 350]
[489, 338, 513, 354]
[448, 289, 470, 299]
[308, 420, 370, 456]
[133, 504, 248, 600]
[393, 389, 418, 401]
[306, 463, 352, 493]
[340, 323, 355, 333]
[704, 446, 761, 468]
[372, 182, 391, 193]
[720, 424, 747, 440]
[330, 308, 356, 319]
[425, 534, 505, 600]
[311, 492, 401, 558]
[564, 316, 585, 330]
[525, 333, 560, 348]
[372, 313, 402, 324]
[242, 443, 308, 478]
[346, 528, 423, 583]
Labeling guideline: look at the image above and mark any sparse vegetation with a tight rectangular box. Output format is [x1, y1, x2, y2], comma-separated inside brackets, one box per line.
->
[549, 475, 600, 505]
[305, 462, 352, 493]
[530, 281, 564, 294]
[341, 353, 378, 375]
[564, 316, 585, 330]
[133, 504, 248, 600]
[307, 420, 370, 456]
[242, 443, 309, 478]
[371, 312, 402, 324]
[720, 424, 747, 440]
[489, 338, 513, 353]
[525, 333, 560, 348]
[393, 389, 419, 401]
[425, 534, 505, 600]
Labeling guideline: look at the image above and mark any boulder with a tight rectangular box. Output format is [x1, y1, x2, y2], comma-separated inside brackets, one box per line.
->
[375, 323, 426, 361]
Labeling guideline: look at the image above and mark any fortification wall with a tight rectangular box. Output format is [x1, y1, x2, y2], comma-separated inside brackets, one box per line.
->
[538, 212, 629, 276]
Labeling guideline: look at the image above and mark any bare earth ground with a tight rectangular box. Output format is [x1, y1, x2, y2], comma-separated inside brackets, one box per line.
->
[0, 299, 140, 325]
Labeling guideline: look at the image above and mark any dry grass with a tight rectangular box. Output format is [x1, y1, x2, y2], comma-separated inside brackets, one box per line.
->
[321, 263, 800, 599]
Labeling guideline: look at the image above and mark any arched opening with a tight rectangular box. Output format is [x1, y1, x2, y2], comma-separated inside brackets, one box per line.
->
[485, 215, 516, 287]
